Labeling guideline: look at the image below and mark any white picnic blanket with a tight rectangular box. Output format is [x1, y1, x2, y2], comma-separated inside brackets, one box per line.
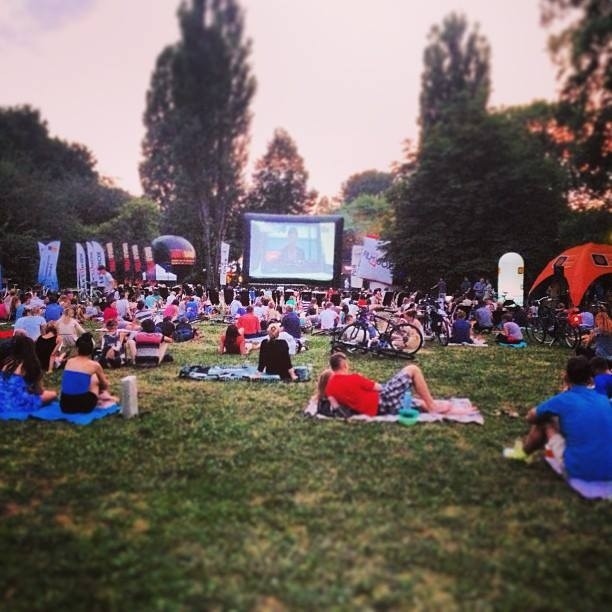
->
[304, 397, 484, 425]
[545, 456, 612, 500]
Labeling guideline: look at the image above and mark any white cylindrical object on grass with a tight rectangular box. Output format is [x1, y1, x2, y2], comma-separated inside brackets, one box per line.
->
[121, 375, 138, 418]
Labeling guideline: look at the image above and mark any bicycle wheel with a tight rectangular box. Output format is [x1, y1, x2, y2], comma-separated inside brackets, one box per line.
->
[560, 322, 580, 349]
[330, 323, 369, 354]
[377, 323, 423, 359]
[530, 318, 548, 344]
[437, 320, 450, 346]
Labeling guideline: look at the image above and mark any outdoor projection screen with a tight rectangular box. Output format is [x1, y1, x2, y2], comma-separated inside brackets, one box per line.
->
[243, 213, 343, 286]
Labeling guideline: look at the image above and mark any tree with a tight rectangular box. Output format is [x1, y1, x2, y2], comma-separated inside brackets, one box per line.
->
[96, 198, 161, 246]
[0, 106, 130, 286]
[386, 107, 568, 290]
[340, 170, 392, 204]
[541, 0, 611, 200]
[245, 128, 317, 216]
[419, 13, 491, 138]
[140, 0, 256, 286]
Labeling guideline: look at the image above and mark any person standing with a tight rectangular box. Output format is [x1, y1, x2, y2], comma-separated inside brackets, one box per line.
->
[97, 265, 116, 298]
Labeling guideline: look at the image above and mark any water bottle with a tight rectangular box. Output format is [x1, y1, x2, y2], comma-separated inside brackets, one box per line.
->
[401, 388, 413, 410]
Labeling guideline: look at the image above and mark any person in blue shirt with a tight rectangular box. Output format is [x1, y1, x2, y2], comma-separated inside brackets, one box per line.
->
[44, 294, 63, 322]
[449, 310, 473, 344]
[504, 356, 612, 481]
[590, 356, 612, 398]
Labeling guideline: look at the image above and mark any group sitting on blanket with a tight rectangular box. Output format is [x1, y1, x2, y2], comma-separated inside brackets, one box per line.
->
[317, 352, 450, 417]
[0, 334, 119, 416]
[504, 356, 612, 482]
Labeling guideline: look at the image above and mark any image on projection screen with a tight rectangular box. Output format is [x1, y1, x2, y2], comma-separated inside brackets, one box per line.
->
[247, 219, 336, 282]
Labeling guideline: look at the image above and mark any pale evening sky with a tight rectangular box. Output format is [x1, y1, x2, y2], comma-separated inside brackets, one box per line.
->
[0, 0, 559, 200]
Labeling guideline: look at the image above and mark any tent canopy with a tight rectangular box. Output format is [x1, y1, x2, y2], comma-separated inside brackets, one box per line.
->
[529, 242, 612, 306]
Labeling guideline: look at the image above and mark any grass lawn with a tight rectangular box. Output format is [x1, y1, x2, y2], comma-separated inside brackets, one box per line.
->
[1, 322, 611, 611]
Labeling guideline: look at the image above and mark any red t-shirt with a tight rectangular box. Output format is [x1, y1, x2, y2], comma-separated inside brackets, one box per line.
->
[221, 333, 245, 354]
[236, 312, 260, 336]
[325, 373, 379, 416]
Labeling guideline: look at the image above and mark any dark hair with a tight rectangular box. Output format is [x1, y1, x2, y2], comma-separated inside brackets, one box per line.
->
[141, 319, 155, 333]
[590, 356, 609, 375]
[224, 324, 241, 353]
[566, 356, 592, 386]
[329, 352, 347, 371]
[76, 333, 95, 356]
[0, 335, 43, 393]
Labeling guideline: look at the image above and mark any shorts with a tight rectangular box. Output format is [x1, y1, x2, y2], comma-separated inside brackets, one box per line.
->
[546, 433, 566, 473]
[378, 371, 412, 415]
[60, 392, 98, 414]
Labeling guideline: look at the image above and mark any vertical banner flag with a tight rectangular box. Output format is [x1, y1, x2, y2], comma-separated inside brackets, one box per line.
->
[355, 237, 393, 285]
[122, 242, 131, 276]
[219, 241, 230, 287]
[91, 241, 106, 287]
[86, 242, 97, 287]
[75, 243, 87, 292]
[144, 246, 155, 281]
[350, 245, 364, 289]
[132, 245, 142, 273]
[37, 241, 61, 291]
[106, 242, 116, 273]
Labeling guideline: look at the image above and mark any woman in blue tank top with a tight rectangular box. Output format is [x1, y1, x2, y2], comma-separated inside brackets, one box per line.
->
[60, 333, 117, 414]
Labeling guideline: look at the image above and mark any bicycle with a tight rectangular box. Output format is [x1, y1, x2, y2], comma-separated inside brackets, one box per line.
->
[526, 298, 580, 348]
[417, 297, 451, 346]
[77, 282, 105, 304]
[330, 307, 423, 359]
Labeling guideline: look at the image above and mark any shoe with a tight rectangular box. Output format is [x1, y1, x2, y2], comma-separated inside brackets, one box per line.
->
[502, 439, 532, 463]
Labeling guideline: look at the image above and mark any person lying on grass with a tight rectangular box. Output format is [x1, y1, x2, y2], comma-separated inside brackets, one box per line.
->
[504, 356, 612, 481]
[324, 352, 449, 417]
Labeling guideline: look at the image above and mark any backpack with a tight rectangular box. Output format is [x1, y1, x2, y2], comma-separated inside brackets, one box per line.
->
[173, 322, 195, 342]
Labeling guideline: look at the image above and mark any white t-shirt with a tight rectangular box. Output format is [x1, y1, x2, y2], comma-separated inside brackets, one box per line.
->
[319, 308, 338, 330]
[278, 331, 297, 355]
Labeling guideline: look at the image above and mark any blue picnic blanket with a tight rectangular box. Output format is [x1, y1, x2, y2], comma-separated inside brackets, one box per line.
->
[499, 341, 528, 349]
[0, 401, 121, 425]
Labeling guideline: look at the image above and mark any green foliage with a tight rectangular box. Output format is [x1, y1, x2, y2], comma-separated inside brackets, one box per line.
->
[558, 206, 612, 246]
[419, 13, 491, 137]
[95, 197, 161, 246]
[387, 108, 568, 289]
[1, 322, 610, 610]
[140, 0, 256, 286]
[541, 0, 612, 197]
[245, 128, 317, 216]
[0, 106, 130, 287]
[337, 194, 392, 236]
[340, 169, 393, 203]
